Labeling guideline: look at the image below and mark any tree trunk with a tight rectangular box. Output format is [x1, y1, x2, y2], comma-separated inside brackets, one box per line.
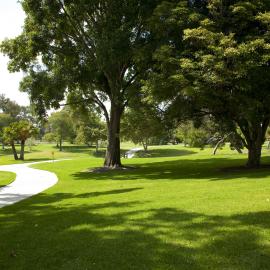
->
[247, 141, 262, 168]
[11, 142, 18, 160]
[235, 146, 243, 154]
[2, 142, 4, 150]
[59, 137, 63, 152]
[20, 140, 25, 160]
[96, 140, 99, 153]
[104, 103, 122, 168]
[213, 137, 224, 155]
[142, 141, 148, 152]
[238, 119, 269, 168]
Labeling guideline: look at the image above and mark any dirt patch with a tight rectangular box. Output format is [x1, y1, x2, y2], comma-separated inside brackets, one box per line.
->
[85, 166, 137, 174]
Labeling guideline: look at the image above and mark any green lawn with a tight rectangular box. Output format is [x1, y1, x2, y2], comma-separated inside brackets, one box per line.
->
[0, 171, 16, 187]
[0, 141, 137, 165]
[0, 144, 270, 269]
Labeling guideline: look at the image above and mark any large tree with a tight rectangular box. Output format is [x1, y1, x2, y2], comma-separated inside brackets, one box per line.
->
[179, 0, 270, 167]
[1, 0, 160, 168]
[146, 0, 270, 168]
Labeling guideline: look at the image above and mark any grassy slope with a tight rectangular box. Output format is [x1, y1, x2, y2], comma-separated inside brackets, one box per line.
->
[0, 171, 16, 187]
[0, 144, 270, 269]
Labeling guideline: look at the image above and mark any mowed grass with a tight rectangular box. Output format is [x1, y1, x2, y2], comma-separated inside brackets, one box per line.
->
[0, 141, 137, 165]
[0, 171, 16, 187]
[0, 144, 270, 269]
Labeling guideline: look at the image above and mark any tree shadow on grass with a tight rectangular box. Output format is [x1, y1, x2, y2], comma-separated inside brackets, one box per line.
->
[135, 149, 196, 158]
[0, 193, 269, 270]
[71, 156, 270, 182]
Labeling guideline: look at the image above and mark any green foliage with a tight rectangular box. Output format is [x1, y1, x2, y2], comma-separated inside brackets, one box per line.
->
[3, 120, 38, 144]
[175, 121, 209, 148]
[0, 94, 22, 118]
[121, 104, 166, 150]
[3, 120, 38, 160]
[0, 113, 13, 143]
[0, 0, 163, 166]
[46, 110, 75, 150]
[43, 132, 58, 143]
[146, 0, 270, 167]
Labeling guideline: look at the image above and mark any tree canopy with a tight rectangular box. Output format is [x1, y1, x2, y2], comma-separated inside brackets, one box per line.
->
[1, 0, 162, 167]
[3, 120, 38, 160]
[146, 0, 270, 168]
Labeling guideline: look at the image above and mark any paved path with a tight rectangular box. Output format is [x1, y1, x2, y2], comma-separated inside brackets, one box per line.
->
[0, 161, 60, 208]
[125, 148, 143, 158]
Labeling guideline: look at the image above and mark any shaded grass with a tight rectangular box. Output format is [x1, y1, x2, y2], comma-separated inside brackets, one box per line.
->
[0, 171, 16, 188]
[134, 148, 196, 158]
[0, 147, 270, 269]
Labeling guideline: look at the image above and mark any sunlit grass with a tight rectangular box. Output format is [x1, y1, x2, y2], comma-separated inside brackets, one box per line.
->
[0, 144, 270, 269]
[0, 171, 16, 187]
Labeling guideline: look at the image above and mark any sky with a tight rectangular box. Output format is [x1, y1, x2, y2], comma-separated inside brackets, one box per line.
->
[0, 0, 29, 105]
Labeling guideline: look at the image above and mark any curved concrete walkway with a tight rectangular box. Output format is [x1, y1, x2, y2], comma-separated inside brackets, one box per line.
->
[0, 161, 60, 208]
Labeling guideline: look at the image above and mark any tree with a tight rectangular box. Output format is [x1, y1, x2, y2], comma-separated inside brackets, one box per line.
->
[146, 0, 270, 168]
[67, 94, 107, 152]
[43, 132, 58, 144]
[121, 103, 165, 151]
[179, 0, 270, 167]
[47, 110, 75, 151]
[1, 0, 161, 168]
[75, 122, 107, 152]
[3, 120, 38, 160]
[0, 94, 22, 118]
[0, 113, 13, 149]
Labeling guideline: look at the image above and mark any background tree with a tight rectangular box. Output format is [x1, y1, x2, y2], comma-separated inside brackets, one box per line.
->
[75, 121, 107, 153]
[0, 94, 22, 118]
[3, 120, 38, 160]
[67, 94, 107, 152]
[121, 103, 166, 151]
[1, 0, 161, 168]
[46, 110, 75, 152]
[43, 132, 58, 144]
[0, 113, 13, 149]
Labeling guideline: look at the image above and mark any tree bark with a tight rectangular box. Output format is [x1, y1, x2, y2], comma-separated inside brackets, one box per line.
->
[238, 119, 269, 168]
[11, 142, 18, 160]
[104, 103, 123, 168]
[142, 141, 148, 152]
[59, 136, 63, 152]
[213, 137, 224, 155]
[96, 140, 99, 153]
[247, 141, 262, 168]
[20, 140, 25, 160]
